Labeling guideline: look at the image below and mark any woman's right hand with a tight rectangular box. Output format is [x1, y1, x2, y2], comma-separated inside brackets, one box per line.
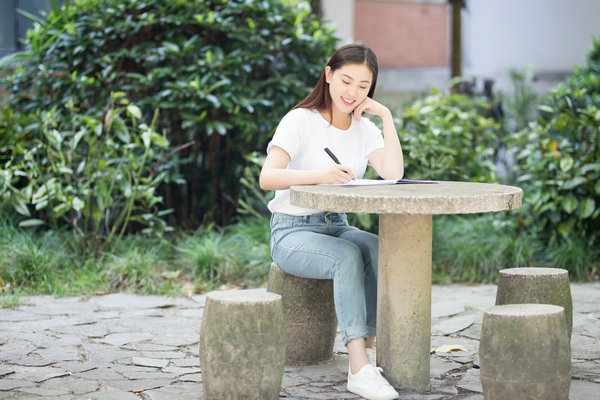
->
[320, 164, 355, 184]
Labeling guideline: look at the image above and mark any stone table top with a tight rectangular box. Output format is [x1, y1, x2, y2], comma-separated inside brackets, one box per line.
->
[290, 181, 522, 215]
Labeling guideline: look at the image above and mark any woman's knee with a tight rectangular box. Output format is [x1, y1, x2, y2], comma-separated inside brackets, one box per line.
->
[333, 243, 365, 279]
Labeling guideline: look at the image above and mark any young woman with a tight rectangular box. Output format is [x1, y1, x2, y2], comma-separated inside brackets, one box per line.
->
[259, 44, 403, 400]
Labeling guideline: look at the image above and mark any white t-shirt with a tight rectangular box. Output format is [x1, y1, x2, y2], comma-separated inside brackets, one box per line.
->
[266, 108, 385, 215]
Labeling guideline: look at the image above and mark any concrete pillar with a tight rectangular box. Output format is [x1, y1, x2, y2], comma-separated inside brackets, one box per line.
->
[267, 263, 337, 365]
[480, 303, 571, 400]
[377, 213, 432, 391]
[199, 290, 286, 400]
[495, 267, 573, 338]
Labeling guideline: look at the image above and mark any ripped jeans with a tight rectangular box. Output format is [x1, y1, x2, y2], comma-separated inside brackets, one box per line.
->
[270, 211, 378, 345]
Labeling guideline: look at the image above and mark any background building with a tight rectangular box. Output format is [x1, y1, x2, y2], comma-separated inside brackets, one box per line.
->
[0, 0, 61, 58]
[322, 0, 600, 93]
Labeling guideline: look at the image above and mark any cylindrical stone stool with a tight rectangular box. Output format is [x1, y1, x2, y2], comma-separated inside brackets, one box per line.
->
[495, 267, 573, 338]
[199, 290, 286, 400]
[267, 262, 337, 365]
[480, 304, 571, 400]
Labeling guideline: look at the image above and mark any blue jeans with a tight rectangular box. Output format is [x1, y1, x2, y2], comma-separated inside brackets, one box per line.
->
[270, 212, 378, 345]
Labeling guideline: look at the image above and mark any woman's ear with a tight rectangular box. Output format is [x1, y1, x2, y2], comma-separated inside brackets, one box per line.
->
[324, 66, 332, 84]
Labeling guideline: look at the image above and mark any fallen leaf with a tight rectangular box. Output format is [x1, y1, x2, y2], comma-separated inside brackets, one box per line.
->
[434, 344, 467, 353]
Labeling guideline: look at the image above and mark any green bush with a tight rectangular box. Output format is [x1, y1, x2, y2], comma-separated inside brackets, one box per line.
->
[400, 89, 499, 182]
[0, 93, 170, 258]
[1, 0, 337, 227]
[513, 36, 600, 246]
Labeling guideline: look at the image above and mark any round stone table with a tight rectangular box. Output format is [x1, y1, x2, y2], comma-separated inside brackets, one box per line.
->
[290, 181, 522, 391]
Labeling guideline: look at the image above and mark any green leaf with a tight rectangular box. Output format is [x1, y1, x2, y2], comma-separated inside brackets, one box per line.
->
[127, 104, 142, 120]
[72, 197, 84, 211]
[562, 195, 577, 214]
[19, 219, 45, 227]
[562, 177, 587, 190]
[559, 157, 574, 172]
[581, 198, 595, 219]
[557, 221, 572, 238]
[13, 196, 31, 217]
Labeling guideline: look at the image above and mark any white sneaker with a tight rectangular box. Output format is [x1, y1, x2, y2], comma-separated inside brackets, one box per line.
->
[347, 364, 399, 400]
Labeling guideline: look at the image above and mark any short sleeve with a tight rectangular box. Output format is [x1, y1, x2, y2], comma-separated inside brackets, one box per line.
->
[362, 117, 385, 156]
[266, 110, 303, 160]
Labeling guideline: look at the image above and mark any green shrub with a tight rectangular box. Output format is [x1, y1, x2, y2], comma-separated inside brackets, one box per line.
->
[0, 93, 170, 258]
[432, 214, 537, 283]
[513, 36, 600, 246]
[1, 0, 337, 227]
[400, 89, 499, 182]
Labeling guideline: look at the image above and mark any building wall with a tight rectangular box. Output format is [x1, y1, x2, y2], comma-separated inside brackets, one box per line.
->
[464, 0, 600, 85]
[323, 0, 600, 93]
[353, 0, 448, 68]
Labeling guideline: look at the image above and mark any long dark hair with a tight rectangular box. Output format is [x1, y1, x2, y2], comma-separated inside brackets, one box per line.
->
[292, 44, 378, 124]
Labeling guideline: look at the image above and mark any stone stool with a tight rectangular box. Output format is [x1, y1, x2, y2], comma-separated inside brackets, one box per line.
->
[199, 290, 286, 400]
[479, 304, 571, 400]
[495, 267, 573, 338]
[267, 262, 337, 365]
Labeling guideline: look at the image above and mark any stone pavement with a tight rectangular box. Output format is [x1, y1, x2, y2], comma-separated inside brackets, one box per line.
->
[1, 283, 599, 400]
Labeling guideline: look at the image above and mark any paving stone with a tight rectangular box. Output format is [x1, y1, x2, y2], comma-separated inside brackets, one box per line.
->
[569, 379, 600, 399]
[139, 351, 185, 359]
[430, 356, 462, 379]
[429, 378, 459, 396]
[32, 376, 99, 395]
[171, 357, 200, 368]
[0, 341, 37, 363]
[176, 308, 204, 319]
[50, 322, 109, 338]
[106, 377, 173, 391]
[457, 322, 482, 341]
[571, 359, 600, 381]
[455, 368, 482, 394]
[10, 354, 56, 367]
[144, 383, 202, 400]
[177, 372, 202, 382]
[571, 334, 600, 360]
[77, 388, 141, 400]
[0, 379, 35, 391]
[431, 301, 465, 318]
[97, 331, 154, 347]
[33, 346, 81, 363]
[90, 294, 175, 310]
[161, 366, 202, 376]
[121, 343, 179, 352]
[73, 366, 125, 381]
[131, 357, 169, 368]
[52, 361, 98, 374]
[80, 342, 140, 364]
[152, 333, 198, 347]
[432, 314, 474, 336]
[581, 319, 600, 338]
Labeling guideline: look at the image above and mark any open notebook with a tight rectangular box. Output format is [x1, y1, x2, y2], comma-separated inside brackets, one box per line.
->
[323, 179, 438, 186]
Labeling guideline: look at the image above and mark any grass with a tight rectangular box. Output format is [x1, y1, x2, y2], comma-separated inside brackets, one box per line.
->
[432, 214, 538, 283]
[0, 209, 597, 301]
[0, 213, 273, 299]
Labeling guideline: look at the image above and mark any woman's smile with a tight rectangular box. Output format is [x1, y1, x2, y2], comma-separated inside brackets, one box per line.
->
[341, 97, 356, 107]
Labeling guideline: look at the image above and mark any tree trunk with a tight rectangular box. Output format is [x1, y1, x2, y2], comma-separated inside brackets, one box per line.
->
[449, 0, 465, 78]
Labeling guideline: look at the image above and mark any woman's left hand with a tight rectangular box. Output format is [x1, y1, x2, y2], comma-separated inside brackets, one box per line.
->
[353, 97, 391, 121]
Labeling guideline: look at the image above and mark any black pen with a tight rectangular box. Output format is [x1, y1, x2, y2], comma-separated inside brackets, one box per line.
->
[324, 148, 355, 180]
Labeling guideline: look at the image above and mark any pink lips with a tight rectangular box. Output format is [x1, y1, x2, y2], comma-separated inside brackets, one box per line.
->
[341, 97, 355, 107]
